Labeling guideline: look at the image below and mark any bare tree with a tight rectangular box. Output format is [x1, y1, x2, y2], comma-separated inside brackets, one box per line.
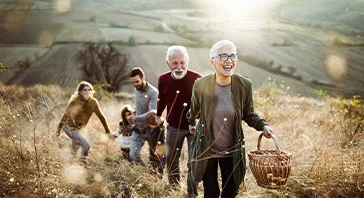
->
[74, 43, 130, 92]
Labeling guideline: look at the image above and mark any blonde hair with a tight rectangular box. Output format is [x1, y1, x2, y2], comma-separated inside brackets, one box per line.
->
[69, 81, 95, 104]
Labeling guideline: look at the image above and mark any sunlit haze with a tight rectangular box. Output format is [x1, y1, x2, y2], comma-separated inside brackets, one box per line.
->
[198, 0, 278, 20]
[54, 0, 72, 13]
[325, 54, 348, 81]
[1, 0, 364, 197]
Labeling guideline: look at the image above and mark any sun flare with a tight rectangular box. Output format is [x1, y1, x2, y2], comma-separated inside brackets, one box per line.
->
[199, 0, 276, 19]
[54, 0, 72, 13]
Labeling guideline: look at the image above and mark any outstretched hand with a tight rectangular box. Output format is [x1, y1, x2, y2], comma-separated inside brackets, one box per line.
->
[157, 116, 164, 125]
[108, 133, 117, 140]
[56, 131, 61, 137]
[262, 125, 274, 138]
[189, 125, 196, 134]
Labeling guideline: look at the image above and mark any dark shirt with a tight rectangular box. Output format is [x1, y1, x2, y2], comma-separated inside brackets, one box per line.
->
[157, 70, 201, 129]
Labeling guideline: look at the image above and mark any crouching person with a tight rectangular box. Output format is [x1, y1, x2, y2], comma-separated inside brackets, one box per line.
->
[56, 81, 114, 165]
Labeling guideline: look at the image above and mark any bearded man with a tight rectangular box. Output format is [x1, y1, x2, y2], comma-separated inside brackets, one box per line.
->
[157, 46, 202, 196]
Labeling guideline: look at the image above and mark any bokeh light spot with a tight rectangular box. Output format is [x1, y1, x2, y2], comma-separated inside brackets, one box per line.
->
[325, 54, 347, 80]
[38, 30, 53, 47]
[54, 0, 72, 13]
[3, 10, 25, 35]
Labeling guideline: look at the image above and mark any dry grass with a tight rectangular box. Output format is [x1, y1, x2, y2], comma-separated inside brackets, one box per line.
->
[0, 82, 363, 197]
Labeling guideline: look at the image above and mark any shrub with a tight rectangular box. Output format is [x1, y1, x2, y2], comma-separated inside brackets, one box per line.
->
[154, 25, 167, 33]
[128, 36, 136, 46]
[74, 43, 131, 92]
[89, 16, 97, 22]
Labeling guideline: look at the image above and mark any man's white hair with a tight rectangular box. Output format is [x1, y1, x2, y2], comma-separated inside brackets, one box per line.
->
[166, 45, 189, 62]
[209, 40, 236, 59]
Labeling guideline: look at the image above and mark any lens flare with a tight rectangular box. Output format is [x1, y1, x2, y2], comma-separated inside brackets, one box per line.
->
[324, 54, 347, 81]
[54, 0, 72, 13]
[197, 0, 276, 19]
[38, 30, 53, 47]
[94, 172, 103, 182]
[3, 10, 25, 35]
[64, 165, 87, 184]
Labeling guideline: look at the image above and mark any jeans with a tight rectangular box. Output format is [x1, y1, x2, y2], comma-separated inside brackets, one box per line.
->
[165, 125, 197, 195]
[203, 157, 238, 198]
[121, 148, 132, 162]
[63, 126, 90, 162]
[130, 124, 165, 173]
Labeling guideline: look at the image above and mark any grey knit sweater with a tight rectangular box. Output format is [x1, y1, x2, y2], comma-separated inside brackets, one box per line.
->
[134, 82, 158, 128]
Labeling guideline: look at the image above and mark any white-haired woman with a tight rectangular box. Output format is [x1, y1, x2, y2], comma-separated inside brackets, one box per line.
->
[187, 40, 274, 197]
[56, 81, 113, 164]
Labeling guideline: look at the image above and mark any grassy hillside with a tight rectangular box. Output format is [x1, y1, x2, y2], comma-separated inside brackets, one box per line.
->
[277, 0, 364, 36]
[0, 83, 363, 197]
[1, 0, 363, 98]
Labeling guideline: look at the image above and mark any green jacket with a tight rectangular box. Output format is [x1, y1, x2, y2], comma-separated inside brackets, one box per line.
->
[186, 73, 267, 187]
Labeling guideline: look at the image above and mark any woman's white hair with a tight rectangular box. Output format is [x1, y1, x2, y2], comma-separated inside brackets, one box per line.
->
[166, 45, 189, 62]
[209, 40, 236, 59]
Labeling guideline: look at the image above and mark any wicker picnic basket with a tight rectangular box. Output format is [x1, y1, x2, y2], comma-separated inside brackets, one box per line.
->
[248, 133, 292, 189]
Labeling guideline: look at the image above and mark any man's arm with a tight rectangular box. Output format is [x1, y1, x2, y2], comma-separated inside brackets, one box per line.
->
[157, 77, 166, 117]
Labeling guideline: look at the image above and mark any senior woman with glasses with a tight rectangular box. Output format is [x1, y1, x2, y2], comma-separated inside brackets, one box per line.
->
[187, 40, 274, 197]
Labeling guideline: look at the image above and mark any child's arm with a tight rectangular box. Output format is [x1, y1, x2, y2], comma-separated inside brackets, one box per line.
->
[113, 121, 124, 137]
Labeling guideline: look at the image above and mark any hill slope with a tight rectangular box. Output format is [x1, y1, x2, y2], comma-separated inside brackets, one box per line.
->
[0, 83, 363, 197]
[0, 0, 363, 97]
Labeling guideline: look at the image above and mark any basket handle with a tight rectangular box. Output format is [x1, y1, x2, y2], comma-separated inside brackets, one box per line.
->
[257, 133, 281, 153]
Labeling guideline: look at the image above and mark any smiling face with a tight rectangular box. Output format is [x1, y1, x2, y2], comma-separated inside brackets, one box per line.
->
[210, 44, 237, 79]
[130, 75, 146, 91]
[79, 85, 93, 100]
[166, 50, 189, 80]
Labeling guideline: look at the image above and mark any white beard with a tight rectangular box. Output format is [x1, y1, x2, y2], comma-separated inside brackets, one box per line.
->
[171, 69, 187, 80]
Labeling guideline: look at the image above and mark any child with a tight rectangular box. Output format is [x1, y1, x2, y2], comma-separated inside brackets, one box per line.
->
[145, 110, 160, 129]
[112, 105, 135, 162]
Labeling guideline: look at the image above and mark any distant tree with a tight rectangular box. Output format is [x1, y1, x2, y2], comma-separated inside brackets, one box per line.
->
[74, 43, 130, 92]
[1, 58, 29, 73]
[5, 58, 31, 85]
[154, 25, 167, 33]
[128, 36, 136, 46]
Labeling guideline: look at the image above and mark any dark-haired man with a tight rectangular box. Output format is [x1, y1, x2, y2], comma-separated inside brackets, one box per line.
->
[128, 67, 165, 175]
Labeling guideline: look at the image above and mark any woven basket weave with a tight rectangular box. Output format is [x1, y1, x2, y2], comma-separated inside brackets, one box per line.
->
[248, 133, 292, 189]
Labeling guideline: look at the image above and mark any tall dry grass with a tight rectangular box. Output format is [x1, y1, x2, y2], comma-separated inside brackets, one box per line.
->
[0, 82, 363, 197]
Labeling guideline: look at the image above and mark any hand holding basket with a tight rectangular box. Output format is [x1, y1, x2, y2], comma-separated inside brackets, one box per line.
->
[248, 133, 292, 189]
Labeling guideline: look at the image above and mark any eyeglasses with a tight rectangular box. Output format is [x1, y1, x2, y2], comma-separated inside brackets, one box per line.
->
[216, 53, 238, 62]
